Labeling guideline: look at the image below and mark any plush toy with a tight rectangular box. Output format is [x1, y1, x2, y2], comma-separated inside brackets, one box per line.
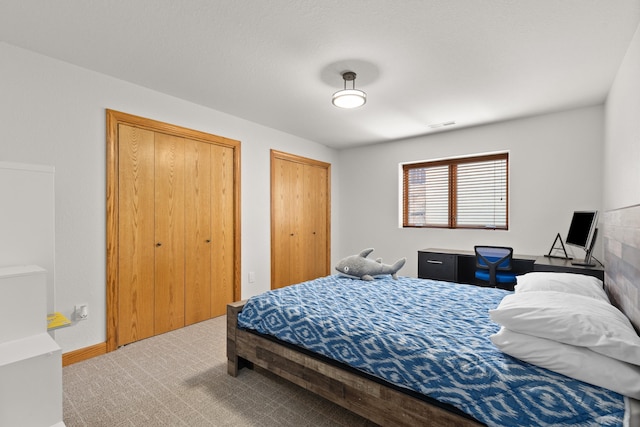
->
[335, 248, 406, 281]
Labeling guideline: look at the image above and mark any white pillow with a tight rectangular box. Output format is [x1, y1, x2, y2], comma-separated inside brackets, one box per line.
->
[489, 291, 640, 366]
[491, 327, 640, 399]
[515, 272, 608, 302]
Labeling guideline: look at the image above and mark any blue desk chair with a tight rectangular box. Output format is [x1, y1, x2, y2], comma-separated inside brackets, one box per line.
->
[474, 246, 517, 287]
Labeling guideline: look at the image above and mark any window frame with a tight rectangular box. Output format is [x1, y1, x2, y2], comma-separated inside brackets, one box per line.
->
[402, 152, 509, 230]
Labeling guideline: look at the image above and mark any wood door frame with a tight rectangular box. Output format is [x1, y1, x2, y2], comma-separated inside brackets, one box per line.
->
[270, 150, 331, 288]
[106, 109, 241, 352]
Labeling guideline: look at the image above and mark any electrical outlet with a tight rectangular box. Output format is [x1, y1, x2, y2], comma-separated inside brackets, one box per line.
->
[75, 304, 88, 321]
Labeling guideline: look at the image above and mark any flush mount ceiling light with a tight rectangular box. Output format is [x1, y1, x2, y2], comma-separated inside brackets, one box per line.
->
[332, 71, 366, 108]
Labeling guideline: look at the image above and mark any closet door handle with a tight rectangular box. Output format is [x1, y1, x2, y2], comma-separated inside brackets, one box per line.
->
[205, 239, 211, 243]
[156, 242, 162, 247]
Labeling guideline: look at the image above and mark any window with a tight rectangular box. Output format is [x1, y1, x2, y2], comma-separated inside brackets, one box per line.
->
[402, 153, 509, 229]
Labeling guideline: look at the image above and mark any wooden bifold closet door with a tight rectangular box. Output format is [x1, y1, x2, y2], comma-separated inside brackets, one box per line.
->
[271, 150, 330, 289]
[107, 110, 240, 350]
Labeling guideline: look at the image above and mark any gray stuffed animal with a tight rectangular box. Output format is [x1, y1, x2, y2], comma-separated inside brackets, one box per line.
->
[335, 248, 406, 281]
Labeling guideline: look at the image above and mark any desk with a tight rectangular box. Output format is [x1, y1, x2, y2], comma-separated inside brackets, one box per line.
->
[418, 248, 604, 290]
[533, 256, 604, 281]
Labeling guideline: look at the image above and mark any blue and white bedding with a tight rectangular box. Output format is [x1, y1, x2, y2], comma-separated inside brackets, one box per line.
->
[237, 275, 627, 426]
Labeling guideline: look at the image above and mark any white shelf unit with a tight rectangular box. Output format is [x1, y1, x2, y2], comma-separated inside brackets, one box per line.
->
[0, 265, 64, 427]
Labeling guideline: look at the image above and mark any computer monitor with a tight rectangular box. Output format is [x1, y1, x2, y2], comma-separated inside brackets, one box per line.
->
[566, 210, 598, 266]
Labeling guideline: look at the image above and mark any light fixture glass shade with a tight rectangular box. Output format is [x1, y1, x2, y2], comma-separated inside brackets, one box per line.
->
[332, 89, 367, 108]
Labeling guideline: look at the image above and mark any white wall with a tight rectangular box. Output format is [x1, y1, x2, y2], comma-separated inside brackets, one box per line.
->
[0, 42, 339, 353]
[336, 106, 604, 277]
[605, 22, 640, 210]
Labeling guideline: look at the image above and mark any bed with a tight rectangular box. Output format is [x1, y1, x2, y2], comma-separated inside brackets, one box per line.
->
[227, 204, 640, 426]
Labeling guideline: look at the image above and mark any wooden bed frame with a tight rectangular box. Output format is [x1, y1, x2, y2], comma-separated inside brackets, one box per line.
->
[227, 204, 640, 427]
[227, 300, 482, 426]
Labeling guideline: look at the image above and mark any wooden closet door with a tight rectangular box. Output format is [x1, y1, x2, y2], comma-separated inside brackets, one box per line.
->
[271, 157, 290, 289]
[303, 164, 329, 280]
[271, 151, 330, 289]
[154, 133, 185, 334]
[184, 140, 212, 325]
[117, 124, 155, 346]
[210, 144, 235, 316]
[289, 161, 306, 285]
[107, 110, 241, 352]
[272, 157, 300, 288]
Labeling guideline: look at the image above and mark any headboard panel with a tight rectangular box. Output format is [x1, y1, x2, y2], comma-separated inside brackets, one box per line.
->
[602, 204, 640, 333]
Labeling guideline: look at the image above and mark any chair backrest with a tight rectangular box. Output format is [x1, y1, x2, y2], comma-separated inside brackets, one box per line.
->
[474, 246, 514, 285]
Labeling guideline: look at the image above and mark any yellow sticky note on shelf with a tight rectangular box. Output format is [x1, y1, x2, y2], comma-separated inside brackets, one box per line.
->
[47, 312, 71, 330]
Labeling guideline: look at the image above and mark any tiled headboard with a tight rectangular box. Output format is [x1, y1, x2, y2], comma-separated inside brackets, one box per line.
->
[602, 204, 640, 333]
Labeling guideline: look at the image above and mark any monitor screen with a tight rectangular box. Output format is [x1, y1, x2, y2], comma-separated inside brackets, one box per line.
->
[566, 211, 598, 249]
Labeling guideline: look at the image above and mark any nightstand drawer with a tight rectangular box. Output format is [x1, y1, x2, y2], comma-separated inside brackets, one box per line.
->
[418, 251, 457, 282]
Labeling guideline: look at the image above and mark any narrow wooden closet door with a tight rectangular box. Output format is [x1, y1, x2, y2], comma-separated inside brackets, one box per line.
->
[303, 164, 329, 280]
[288, 162, 306, 285]
[272, 157, 298, 289]
[154, 133, 185, 334]
[117, 124, 155, 346]
[210, 144, 235, 316]
[184, 140, 212, 325]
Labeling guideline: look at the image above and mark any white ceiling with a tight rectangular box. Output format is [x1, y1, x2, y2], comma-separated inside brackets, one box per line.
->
[2, 1, 640, 149]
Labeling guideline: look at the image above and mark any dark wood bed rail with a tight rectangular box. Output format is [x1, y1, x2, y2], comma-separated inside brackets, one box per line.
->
[227, 300, 482, 427]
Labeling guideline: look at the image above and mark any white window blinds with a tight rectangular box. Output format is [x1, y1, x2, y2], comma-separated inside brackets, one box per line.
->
[403, 153, 509, 229]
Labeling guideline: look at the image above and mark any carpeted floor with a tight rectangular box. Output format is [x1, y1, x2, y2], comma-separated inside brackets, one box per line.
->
[63, 315, 377, 426]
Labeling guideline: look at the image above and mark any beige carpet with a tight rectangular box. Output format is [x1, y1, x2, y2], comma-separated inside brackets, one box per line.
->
[63, 315, 377, 426]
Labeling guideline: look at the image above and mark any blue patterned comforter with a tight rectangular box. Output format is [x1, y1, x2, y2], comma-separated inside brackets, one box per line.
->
[237, 275, 626, 426]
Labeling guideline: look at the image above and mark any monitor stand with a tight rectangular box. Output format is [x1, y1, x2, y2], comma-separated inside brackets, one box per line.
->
[571, 228, 597, 267]
[571, 260, 596, 267]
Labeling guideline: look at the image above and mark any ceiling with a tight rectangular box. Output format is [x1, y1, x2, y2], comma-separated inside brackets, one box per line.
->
[2, 1, 640, 149]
